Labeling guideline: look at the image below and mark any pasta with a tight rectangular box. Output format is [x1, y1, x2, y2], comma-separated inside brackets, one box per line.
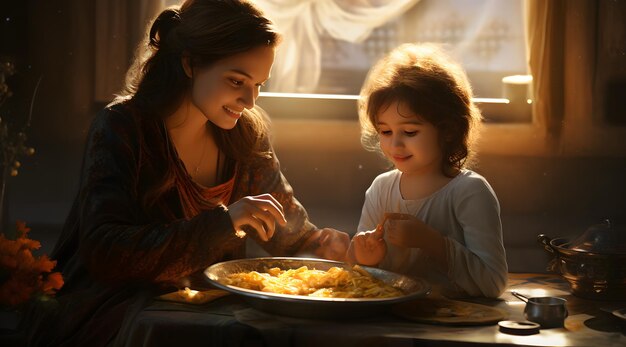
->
[222, 265, 403, 298]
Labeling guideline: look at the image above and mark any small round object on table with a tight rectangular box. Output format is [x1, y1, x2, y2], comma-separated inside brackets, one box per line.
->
[498, 320, 541, 335]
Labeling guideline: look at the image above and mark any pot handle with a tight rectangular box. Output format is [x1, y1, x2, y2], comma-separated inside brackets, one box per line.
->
[537, 234, 559, 272]
[537, 234, 557, 254]
[511, 291, 529, 303]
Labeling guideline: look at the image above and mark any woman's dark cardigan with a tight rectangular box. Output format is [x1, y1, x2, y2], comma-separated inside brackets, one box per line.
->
[27, 103, 316, 346]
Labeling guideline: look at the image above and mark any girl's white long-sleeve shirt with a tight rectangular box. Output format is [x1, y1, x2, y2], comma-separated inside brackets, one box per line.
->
[358, 169, 508, 298]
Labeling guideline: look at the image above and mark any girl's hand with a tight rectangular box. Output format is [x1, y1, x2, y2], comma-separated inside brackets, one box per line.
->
[227, 194, 287, 241]
[383, 213, 448, 270]
[346, 225, 386, 266]
[305, 228, 350, 261]
[385, 218, 425, 248]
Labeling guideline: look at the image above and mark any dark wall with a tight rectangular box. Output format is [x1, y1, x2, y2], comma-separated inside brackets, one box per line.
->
[1, 1, 95, 247]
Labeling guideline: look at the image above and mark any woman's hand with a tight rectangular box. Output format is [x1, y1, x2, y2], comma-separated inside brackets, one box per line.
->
[346, 225, 386, 266]
[315, 228, 350, 261]
[227, 194, 287, 241]
[298, 228, 350, 261]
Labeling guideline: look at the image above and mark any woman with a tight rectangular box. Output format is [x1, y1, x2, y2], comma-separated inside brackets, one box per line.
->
[27, 0, 349, 345]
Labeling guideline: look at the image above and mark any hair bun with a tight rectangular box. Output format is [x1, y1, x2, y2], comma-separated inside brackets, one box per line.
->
[149, 8, 181, 49]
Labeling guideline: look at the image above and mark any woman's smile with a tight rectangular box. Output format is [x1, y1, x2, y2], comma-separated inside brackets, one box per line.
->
[223, 105, 243, 119]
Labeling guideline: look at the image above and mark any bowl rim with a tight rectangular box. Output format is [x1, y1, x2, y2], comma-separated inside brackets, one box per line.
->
[203, 256, 431, 304]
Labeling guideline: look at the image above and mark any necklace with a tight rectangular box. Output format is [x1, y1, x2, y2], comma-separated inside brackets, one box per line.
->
[194, 136, 208, 176]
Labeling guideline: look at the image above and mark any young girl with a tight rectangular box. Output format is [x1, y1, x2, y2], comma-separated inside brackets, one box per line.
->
[26, 0, 348, 345]
[346, 43, 507, 298]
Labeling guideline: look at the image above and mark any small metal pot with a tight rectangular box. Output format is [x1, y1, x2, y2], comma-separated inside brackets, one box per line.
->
[512, 291, 568, 328]
[538, 220, 626, 300]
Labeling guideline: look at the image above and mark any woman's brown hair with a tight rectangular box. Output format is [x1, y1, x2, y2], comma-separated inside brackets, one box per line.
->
[113, 0, 281, 212]
[358, 43, 482, 176]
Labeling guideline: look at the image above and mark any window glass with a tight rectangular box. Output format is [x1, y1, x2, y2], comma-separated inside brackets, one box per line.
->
[266, 0, 527, 98]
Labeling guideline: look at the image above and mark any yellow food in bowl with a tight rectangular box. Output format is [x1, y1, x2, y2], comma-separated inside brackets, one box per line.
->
[223, 265, 403, 298]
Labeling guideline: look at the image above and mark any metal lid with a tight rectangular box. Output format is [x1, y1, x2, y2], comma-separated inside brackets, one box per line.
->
[566, 219, 626, 254]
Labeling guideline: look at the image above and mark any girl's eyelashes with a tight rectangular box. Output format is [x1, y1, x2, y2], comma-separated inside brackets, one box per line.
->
[377, 129, 419, 137]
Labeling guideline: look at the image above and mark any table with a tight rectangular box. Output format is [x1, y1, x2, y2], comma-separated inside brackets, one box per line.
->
[121, 273, 626, 347]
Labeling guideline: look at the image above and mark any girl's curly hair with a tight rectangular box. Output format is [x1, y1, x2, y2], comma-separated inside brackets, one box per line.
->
[358, 43, 483, 176]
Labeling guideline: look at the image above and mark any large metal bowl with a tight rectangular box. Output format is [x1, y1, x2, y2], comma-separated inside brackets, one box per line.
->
[204, 257, 430, 318]
[538, 234, 626, 300]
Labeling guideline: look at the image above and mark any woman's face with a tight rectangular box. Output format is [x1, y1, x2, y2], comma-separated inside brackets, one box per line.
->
[376, 100, 443, 175]
[188, 45, 275, 129]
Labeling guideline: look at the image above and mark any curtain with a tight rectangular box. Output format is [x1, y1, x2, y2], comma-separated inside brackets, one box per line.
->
[255, 0, 420, 93]
[525, 0, 626, 152]
[595, 0, 626, 125]
[94, 0, 163, 102]
[524, 0, 566, 142]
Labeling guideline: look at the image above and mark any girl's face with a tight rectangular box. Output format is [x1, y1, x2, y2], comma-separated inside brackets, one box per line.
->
[188, 45, 275, 129]
[376, 100, 443, 175]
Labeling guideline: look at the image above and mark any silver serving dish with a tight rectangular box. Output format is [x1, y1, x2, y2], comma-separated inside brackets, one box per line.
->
[204, 257, 430, 318]
[538, 220, 626, 300]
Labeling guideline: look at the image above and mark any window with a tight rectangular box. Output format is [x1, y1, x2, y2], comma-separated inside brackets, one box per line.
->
[263, 0, 528, 100]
